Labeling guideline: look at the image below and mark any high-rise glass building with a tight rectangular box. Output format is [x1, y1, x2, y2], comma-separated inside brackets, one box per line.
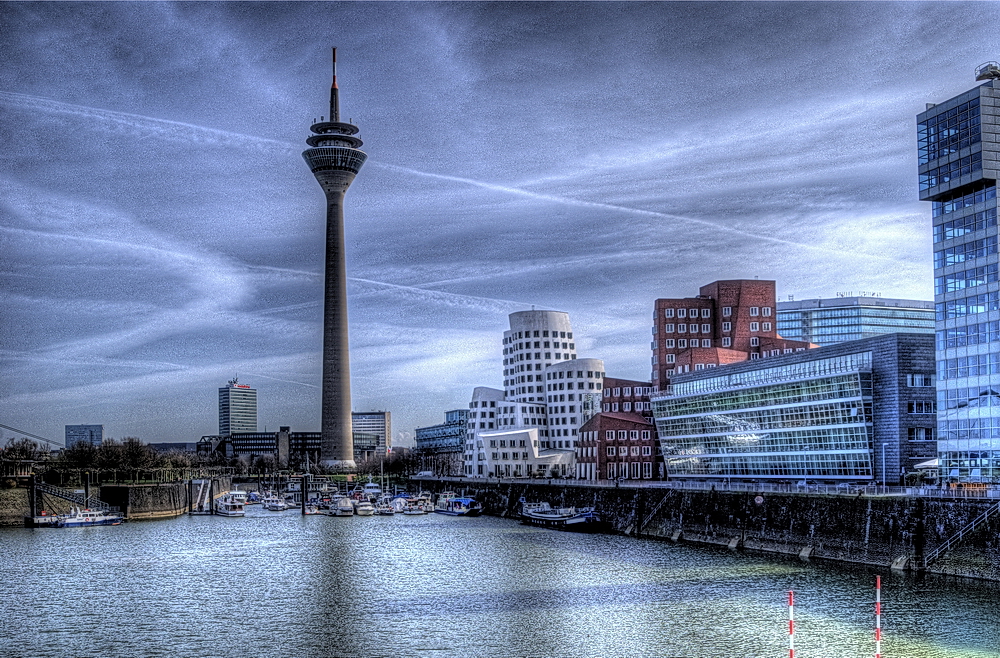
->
[351, 411, 391, 456]
[776, 297, 935, 346]
[919, 62, 1000, 483]
[219, 377, 257, 437]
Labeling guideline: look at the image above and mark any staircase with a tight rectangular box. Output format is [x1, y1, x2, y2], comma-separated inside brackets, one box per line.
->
[920, 500, 1000, 570]
[35, 483, 119, 513]
[190, 479, 212, 514]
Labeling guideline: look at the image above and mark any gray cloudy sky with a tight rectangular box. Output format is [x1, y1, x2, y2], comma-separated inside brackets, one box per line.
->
[1, 2, 996, 446]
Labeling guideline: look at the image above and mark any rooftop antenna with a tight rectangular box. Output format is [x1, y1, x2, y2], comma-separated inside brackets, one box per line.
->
[330, 47, 340, 122]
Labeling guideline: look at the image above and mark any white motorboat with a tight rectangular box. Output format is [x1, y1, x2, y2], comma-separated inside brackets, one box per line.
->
[215, 494, 246, 517]
[331, 496, 355, 516]
[55, 507, 124, 527]
[355, 500, 376, 516]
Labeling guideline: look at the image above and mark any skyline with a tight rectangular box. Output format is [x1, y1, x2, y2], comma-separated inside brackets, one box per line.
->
[3, 2, 1000, 446]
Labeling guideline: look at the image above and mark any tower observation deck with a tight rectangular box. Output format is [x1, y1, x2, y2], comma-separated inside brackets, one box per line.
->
[302, 48, 367, 469]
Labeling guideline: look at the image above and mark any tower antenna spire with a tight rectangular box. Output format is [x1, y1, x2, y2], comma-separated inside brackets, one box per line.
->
[330, 47, 340, 123]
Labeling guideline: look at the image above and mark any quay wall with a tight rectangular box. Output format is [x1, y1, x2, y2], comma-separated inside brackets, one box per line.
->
[416, 480, 1000, 581]
[0, 477, 233, 525]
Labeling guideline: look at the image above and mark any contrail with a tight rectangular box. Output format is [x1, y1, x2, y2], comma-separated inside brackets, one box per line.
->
[3, 90, 905, 263]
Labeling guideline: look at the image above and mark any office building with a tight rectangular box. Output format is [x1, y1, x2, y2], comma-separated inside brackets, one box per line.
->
[351, 411, 391, 456]
[919, 63, 1000, 483]
[651, 334, 937, 483]
[415, 409, 469, 476]
[64, 424, 103, 448]
[465, 310, 605, 478]
[303, 49, 367, 469]
[777, 296, 935, 346]
[218, 377, 257, 437]
[652, 280, 813, 390]
[577, 377, 660, 481]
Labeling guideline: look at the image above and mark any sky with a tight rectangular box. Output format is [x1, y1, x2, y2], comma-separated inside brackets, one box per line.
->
[2, 1, 999, 448]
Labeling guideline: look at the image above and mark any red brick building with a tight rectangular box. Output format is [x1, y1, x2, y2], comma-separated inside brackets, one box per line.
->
[652, 280, 814, 389]
[576, 377, 662, 481]
[578, 411, 657, 481]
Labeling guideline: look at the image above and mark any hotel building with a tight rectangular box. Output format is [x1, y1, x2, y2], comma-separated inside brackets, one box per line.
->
[218, 377, 257, 437]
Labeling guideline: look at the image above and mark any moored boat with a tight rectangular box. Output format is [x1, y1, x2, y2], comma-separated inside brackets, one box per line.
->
[56, 507, 124, 527]
[355, 500, 376, 516]
[331, 496, 355, 516]
[215, 494, 246, 517]
[519, 498, 604, 531]
[433, 494, 483, 516]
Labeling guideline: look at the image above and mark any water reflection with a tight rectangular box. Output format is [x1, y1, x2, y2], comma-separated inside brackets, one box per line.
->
[1, 509, 998, 657]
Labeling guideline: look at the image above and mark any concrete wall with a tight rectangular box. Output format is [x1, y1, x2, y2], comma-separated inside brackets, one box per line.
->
[417, 480, 1000, 581]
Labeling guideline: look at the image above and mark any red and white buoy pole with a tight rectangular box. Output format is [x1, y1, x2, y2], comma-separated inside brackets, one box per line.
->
[788, 590, 795, 658]
[875, 576, 882, 658]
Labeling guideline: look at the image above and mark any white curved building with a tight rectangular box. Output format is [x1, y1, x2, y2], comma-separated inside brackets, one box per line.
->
[465, 310, 605, 478]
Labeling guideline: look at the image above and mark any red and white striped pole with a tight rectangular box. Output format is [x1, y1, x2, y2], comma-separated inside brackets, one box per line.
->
[788, 590, 795, 658]
[875, 576, 882, 658]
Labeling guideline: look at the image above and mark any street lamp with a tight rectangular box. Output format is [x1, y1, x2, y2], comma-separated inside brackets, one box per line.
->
[881, 442, 886, 494]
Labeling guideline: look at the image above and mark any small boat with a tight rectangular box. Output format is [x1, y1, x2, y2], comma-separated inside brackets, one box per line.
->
[215, 494, 246, 517]
[519, 498, 603, 531]
[56, 507, 124, 527]
[402, 503, 426, 515]
[355, 500, 376, 516]
[434, 494, 483, 517]
[375, 503, 395, 516]
[331, 496, 355, 517]
[304, 504, 320, 515]
[262, 495, 288, 511]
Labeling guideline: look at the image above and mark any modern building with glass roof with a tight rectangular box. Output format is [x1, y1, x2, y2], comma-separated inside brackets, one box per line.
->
[650, 334, 936, 483]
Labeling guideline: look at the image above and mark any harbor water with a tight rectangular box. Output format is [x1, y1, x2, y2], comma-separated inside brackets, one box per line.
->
[2, 508, 999, 658]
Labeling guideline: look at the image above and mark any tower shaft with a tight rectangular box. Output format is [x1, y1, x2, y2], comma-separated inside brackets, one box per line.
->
[302, 50, 367, 469]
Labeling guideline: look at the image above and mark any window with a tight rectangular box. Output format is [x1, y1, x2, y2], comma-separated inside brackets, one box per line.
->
[605, 430, 614, 440]
[722, 306, 732, 317]
[623, 402, 631, 411]
[763, 322, 772, 331]
[908, 401, 937, 414]
[762, 307, 772, 316]
[606, 446, 615, 456]
[619, 446, 628, 455]
[722, 337, 732, 347]
[701, 324, 710, 333]
[642, 461, 652, 478]
[750, 307, 759, 316]
[630, 446, 640, 456]
[665, 339, 675, 348]
[750, 352, 760, 359]
[678, 323, 687, 333]
[750, 322, 759, 332]
[689, 309, 698, 318]
[701, 308, 711, 318]
[664, 308, 674, 318]
[630, 430, 639, 440]
[750, 337, 759, 346]
[642, 446, 651, 456]
[641, 430, 650, 440]
[677, 309, 687, 318]
[722, 322, 731, 332]
[678, 339, 687, 348]
[665, 324, 675, 332]
[907, 374, 933, 387]
[908, 427, 935, 441]
[695, 363, 704, 370]
[618, 430, 627, 440]
[702, 339, 711, 347]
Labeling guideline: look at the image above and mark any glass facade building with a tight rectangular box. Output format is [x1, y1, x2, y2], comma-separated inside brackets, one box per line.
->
[64, 424, 104, 448]
[776, 297, 935, 346]
[651, 334, 937, 482]
[415, 409, 469, 454]
[919, 67, 1000, 483]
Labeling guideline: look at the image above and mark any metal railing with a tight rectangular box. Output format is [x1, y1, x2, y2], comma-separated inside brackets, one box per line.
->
[34, 483, 119, 513]
[920, 500, 1000, 569]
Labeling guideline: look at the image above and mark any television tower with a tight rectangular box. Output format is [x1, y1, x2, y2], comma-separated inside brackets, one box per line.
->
[302, 48, 367, 469]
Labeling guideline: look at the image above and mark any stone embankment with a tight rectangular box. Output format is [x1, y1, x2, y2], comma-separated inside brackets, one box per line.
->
[416, 479, 1000, 582]
[0, 477, 233, 526]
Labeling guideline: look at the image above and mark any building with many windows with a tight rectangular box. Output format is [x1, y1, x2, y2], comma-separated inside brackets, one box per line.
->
[64, 424, 103, 448]
[652, 280, 813, 390]
[919, 63, 1000, 483]
[351, 411, 391, 457]
[576, 378, 660, 481]
[776, 296, 935, 346]
[218, 377, 257, 437]
[651, 334, 937, 484]
[464, 310, 605, 477]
